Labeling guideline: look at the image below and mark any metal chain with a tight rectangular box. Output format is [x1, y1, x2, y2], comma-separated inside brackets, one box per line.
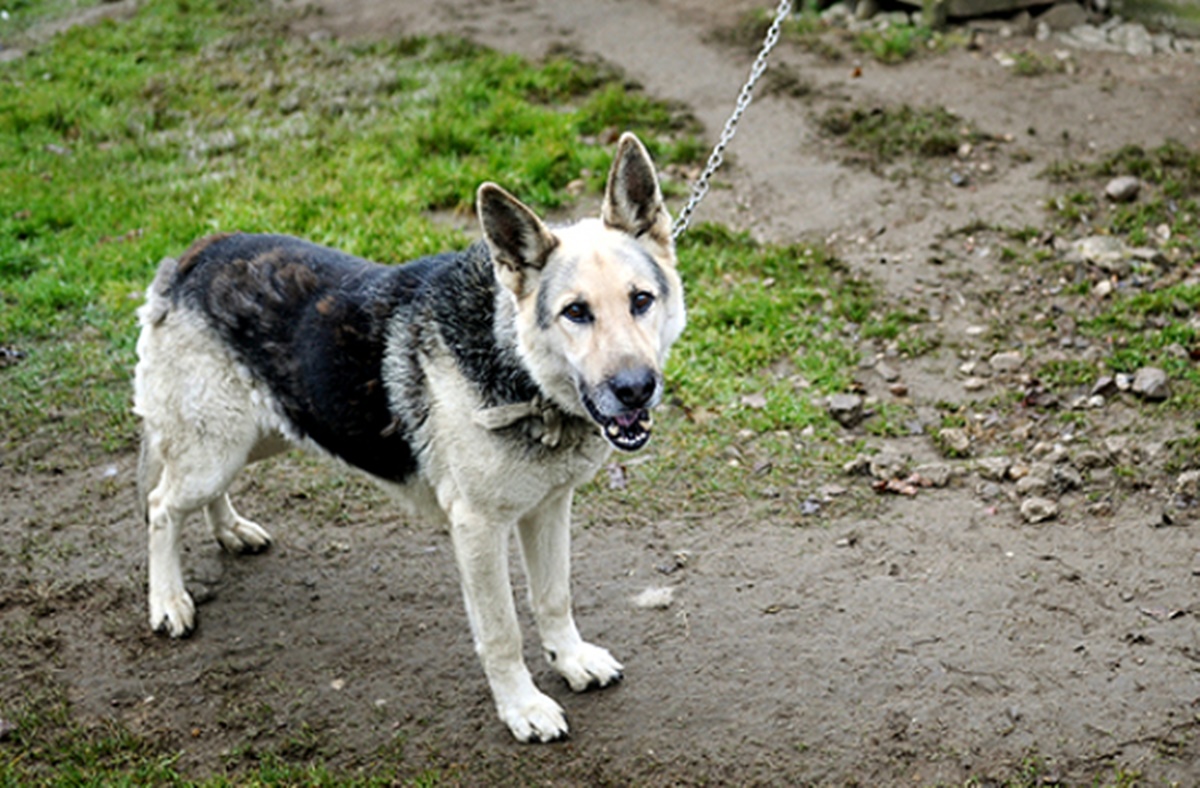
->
[671, 0, 793, 241]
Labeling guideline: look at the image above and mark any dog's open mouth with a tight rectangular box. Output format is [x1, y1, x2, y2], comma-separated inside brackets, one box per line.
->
[583, 396, 653, 452]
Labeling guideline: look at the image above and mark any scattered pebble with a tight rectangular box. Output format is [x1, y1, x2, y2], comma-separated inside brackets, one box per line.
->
[939, 427, 971, 455]
[1131, 367, 1170, 401]
[1020, 497, 1059, 524]
[869, 451, 908, 480]
[989, 351, 1023, 374]
[976, 457, 1010, 481]
[827, 393, 865, 428]
[1105, 175, 1141, 203]
[633, 586, 675, 610]
[874, 361, 900, 382]
[1016, 475, 1049, 495]
[913, 463, 952, 488]
[1176, 470, 1200, 499]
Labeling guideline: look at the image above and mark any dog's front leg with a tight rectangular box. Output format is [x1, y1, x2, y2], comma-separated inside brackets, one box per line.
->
[517, 491, 623, 692]
[446, 499, 569, 743]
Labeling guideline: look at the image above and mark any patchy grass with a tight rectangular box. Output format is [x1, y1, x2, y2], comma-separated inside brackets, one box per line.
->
[817, 103, 980, 164]
[1041, 140, 1200, 256]
[1035, 141, 1200, 410]
[669, 223, 871, 434]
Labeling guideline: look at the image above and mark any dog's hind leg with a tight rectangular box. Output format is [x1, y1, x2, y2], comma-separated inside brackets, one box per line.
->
[517, 491, 623, 693]
[145, 463, 206, 638]
[205, 494, 271, 554]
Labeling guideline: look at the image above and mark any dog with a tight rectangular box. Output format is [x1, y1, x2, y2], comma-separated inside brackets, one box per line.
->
[132, 132, 685, 742]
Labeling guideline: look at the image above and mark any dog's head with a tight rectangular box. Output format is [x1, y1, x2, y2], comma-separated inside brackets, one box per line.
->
[478, 133, 685, 452]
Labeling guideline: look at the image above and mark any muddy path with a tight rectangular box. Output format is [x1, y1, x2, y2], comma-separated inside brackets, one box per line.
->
[4, 1, 1200, 784]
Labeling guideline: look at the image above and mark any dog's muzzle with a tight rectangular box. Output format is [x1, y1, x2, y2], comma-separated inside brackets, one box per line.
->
[582, 367, 659, 452]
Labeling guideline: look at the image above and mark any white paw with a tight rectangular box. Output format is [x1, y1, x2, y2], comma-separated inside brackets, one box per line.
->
[547, 642, 624, 692]
[215, 517, 272, 554]
[498, 690, 570, 743]
[149, 588, 195, 637]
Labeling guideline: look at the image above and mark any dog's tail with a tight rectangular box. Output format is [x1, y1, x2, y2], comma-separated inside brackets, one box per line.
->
[139, 255, 179, 327]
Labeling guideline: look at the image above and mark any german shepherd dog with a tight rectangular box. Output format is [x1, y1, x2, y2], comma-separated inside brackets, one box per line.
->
[133, 133, 685, 742]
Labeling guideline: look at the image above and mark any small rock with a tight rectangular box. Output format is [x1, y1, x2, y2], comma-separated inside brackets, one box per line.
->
[819, 483, 848, 498]
[977, 481, 1004, 501]
[843, 455, 871, 476]
[1112, 22, 1154, 57]
[1074, 450, 1109, 469]
[939, 427, 971, 455]
[875, 361, 900, 382]
[1093, 279, 1114, 299]
[1037, 1, 1089, 31]
[1115, 372, 1133, 391]
[989, 351, 1024, 374]
[1016, 475, 1049, 495]
[1091, 376, 1117, 397]
[1131, 367, 1170, 401]
[963, 376, 988, 392]
[1104, 176, 1141, 203]
[633, 586, 675, 610]
[828, 393, 865, 427]
[976, 456, 1010, 482]
[1008, 462, 1030, 481]
[869, 451, 908, 480]
[1176, 470, 1200, 498]
[1021, 497, 1059, 524]
[1074, 236, 1130, 276]
[1054, 465, 1084, 492]
[889, 382, 909, 397]
[914, 463, 953, 488]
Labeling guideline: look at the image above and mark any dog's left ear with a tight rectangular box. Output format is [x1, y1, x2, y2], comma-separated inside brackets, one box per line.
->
[478, 183, 560, 298]
[602, 132, 672, 257]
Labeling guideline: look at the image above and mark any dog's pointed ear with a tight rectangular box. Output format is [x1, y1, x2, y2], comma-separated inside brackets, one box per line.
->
[478, 182, 559, 298]
[602, 132, 672, 255]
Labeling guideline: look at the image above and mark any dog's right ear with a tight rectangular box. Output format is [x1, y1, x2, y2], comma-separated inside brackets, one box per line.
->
[477, 183, 559, 299]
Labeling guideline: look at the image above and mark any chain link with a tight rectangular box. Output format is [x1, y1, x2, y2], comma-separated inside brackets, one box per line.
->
[671, 0, 793, 241]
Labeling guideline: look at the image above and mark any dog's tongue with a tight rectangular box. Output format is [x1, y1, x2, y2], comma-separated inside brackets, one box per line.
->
[614, 411, 643, 429]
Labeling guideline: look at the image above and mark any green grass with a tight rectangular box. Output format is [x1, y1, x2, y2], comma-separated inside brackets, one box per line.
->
[670, 224, 871, 434]
[0, 0, 699, 452]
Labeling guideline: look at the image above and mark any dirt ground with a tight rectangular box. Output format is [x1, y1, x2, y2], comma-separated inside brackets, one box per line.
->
[4, 1, 1200, 785]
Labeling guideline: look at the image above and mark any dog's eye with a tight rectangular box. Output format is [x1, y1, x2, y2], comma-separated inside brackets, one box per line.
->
[630, 291, 655, 316]
[561, 302, 593, 324]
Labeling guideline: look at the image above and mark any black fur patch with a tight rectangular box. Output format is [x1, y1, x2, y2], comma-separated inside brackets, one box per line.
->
[171, 234, 429, 481]
[169, 233, 569, 481]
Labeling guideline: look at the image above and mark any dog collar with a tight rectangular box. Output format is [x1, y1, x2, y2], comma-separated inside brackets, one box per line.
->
[472, 395, 565, 448]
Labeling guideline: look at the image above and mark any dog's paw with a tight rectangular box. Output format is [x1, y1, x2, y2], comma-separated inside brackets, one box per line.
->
[215, 517, 272, 554]
[547, 642, 624, 692]
[149, 589, 196, 638]
[499, 691, 570, 743]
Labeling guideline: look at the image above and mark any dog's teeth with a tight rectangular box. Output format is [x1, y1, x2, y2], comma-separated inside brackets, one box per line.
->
[638, 418, 652, 431]
[606, 424, 620, 437]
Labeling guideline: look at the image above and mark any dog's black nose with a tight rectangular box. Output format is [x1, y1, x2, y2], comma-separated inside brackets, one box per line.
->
[610, 368, 657, 409]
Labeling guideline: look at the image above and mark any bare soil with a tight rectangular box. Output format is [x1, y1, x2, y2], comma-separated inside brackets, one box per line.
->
[4, 1, 1200, 784]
